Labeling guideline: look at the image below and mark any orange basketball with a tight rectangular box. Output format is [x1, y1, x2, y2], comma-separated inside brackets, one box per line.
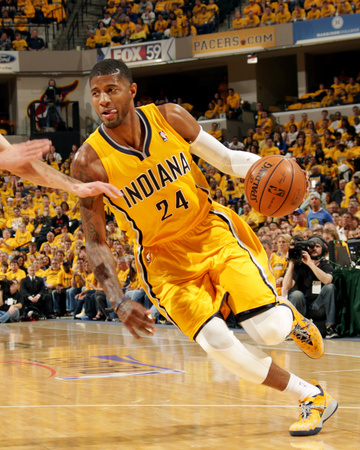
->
[244, 155, 306, 217]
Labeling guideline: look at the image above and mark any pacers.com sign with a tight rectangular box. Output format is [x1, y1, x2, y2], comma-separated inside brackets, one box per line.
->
[192, 27, 276, 57]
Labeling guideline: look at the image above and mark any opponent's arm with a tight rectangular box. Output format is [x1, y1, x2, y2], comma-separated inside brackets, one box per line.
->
[158, 103, 261, 178]
[0, 135, 121, 199]
[72, 144, 156, 340]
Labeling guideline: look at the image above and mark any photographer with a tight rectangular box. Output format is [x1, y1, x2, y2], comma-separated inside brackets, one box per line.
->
[44, 79, 63, 128]
[0, 280, 23, 323]
[282, 235, 340, 339]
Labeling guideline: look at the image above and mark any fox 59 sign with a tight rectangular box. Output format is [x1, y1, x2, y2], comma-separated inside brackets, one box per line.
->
[106, 39, 175, 66]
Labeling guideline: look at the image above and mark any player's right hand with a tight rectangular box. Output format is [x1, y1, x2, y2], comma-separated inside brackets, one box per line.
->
[117, 299, 157, 340]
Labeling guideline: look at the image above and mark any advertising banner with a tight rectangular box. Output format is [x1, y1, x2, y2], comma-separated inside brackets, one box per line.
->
[0, 51, 19, 73]
[100, 39, 175, 66]
[192, 27, 276, 57]
[293, 14, 360, 44]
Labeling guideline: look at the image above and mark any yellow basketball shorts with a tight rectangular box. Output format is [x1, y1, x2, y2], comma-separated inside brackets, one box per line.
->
[137, 203, 277, 340]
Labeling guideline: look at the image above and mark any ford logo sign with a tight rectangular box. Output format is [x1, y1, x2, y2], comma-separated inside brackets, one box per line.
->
[0, 54, 16, 63]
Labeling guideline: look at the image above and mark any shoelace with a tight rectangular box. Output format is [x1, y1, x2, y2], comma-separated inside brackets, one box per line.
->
[300, 400, 325, 420]
[291, 321, 314, 344]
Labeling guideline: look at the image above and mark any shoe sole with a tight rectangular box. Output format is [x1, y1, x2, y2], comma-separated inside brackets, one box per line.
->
[290, 321, 324, 359]
[289, 398, 338, 437]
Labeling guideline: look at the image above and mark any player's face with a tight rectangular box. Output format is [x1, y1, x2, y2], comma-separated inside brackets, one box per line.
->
[91, 74, 137, 129]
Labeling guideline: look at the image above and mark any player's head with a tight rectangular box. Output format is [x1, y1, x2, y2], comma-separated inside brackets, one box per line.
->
[89, 59, 133, 85]
[90, 60, 137, 129]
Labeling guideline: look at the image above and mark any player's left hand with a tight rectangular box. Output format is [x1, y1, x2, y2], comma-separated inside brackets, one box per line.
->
[2, 139, 52, 171]
[117, 298, 157, 340]
[72, 181, 122, 199]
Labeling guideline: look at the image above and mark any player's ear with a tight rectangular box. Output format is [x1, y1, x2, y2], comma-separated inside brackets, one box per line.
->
[129, 83, 137, 100]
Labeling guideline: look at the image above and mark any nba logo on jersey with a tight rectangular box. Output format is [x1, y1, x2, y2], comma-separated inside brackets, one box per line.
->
[159, 130, 168, 142]
[146, 252, 152, 263]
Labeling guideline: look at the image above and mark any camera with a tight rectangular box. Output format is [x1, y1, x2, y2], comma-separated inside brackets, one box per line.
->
[288, 240, 315, 263]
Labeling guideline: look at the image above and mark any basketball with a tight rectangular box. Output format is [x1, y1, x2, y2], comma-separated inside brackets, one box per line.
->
[244, 155, 306, 217]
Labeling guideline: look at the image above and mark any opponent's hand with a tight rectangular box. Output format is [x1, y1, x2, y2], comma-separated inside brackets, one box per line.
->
[117, 298, 157, 340]
[72, 180, 122, 199]
[1, 139, 52, 171]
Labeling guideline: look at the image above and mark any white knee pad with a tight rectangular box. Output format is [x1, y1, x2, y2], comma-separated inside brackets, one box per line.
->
[196, 317, 272, 384]
[241, 304, 293, 346]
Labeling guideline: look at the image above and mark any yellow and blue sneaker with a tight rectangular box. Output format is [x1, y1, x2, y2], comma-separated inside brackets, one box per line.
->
[289, 381, 338, 436]
[279, 297, 324, 359]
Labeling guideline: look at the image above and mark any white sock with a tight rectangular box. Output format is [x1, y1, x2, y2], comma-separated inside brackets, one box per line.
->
[284, 373, 321, 401]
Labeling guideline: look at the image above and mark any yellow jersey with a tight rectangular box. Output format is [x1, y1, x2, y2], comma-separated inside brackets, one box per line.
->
[85, 104, 212, 247]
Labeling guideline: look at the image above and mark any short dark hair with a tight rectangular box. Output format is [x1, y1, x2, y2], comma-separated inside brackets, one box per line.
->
[90, 60, 133, 84]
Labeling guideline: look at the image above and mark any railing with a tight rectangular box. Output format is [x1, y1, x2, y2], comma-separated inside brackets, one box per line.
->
[65, 0, 105, 50]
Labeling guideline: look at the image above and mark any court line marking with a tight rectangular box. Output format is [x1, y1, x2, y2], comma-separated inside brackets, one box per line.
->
[0, 404, 358, 409]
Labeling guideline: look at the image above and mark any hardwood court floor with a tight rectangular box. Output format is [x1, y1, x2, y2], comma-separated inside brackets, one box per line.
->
[0, 320, 359, 449]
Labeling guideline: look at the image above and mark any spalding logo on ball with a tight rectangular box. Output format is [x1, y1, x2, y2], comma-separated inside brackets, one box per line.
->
[244, 155, 306, 217]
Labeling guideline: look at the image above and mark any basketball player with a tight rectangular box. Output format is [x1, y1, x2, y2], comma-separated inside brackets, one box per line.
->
[72, 59, 337, 437]
[0, 134, 121, 199]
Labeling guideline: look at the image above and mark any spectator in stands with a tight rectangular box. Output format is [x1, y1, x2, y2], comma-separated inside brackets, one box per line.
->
[321, 88, 336, 108]
[241, 202, 259, 230]
[346, 77, 360, 98]
[226, 88, 242, 119]
[183, 19, 197, 36]
[108, 18, 122, 43]
[258, 110, 273, 133]
[192, 0, 205, 19]
[52, 260, 73, 316]
[269, 234, 291, 295]
[101, 11, 112, 27]
[0, 32, 11, 50]
[232, 10, 244, 30]
[261, 137, 281, 157]
[121, 15, 136, 36]
[129, 23, 147, 42]
[337, 0, 353, 15]
[275, 4, 291, 23]
[244, 10, 260, 28]
[96, 27, 111, 47]
[261, 6, 276, 25]
[85, 30, 96, 50]
[337, 88, 353, 105]
[7, 259, 26, 283]
[20, 264, 53, 318]
[154, 0, 168, 15]
[229, 136, 245, 151]
[141, 5, 155, 28]
[12, 31, 27, 50]
[321, 0, 336, 17]
[307, 3, 321, 20]
[273, 131, 287, 154]
[214, 98, 228, 117]
[27, 29, 45, 51]
[138, 0, 153, 15]
[244, 0, 262, 17]
[0, 11, 14, 40]
[193, 5, 214, 35]
[207, 123, 222, 142]
[291, 3, 306, 21]
[152, 13, 167, 40]
[0, 279, 23, 323]
[125, 5, 138, 23]
[306, 192, 333, 228]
